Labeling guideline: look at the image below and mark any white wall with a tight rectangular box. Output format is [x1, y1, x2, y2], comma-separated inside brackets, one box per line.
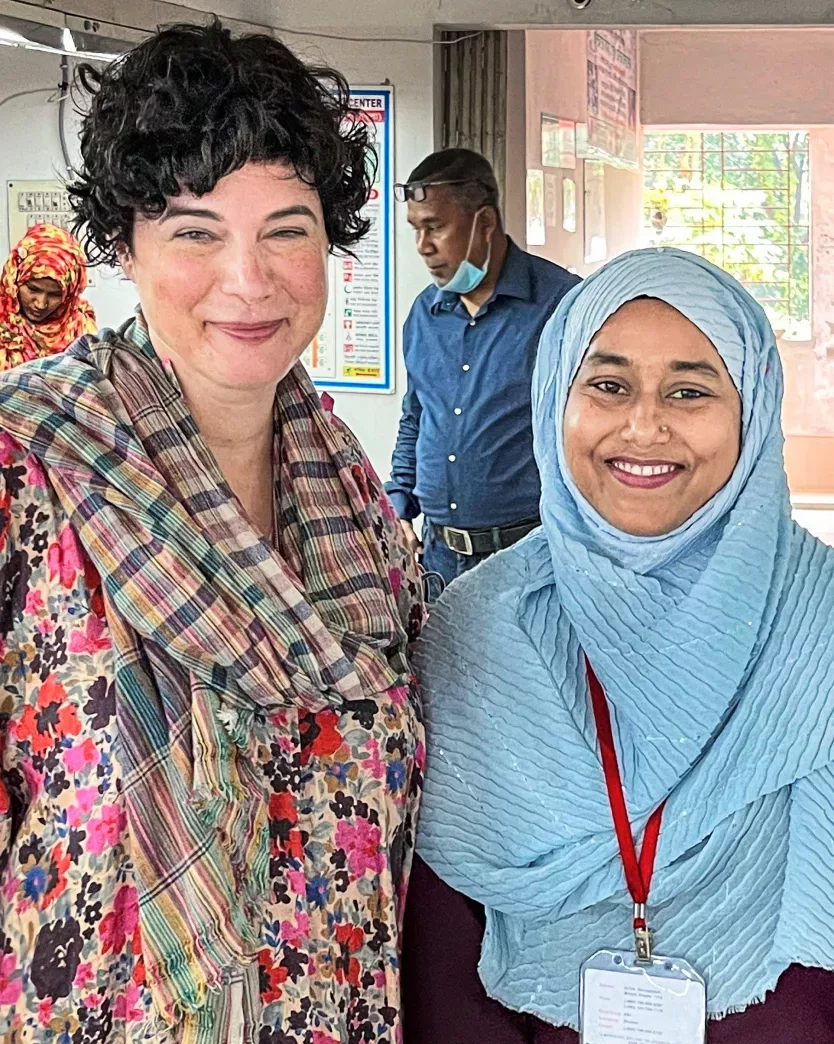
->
[640, 28, 834, 125]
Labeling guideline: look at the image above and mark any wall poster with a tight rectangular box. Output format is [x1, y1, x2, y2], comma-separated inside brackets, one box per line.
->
[584, 161, 607, 264]
[302, 86, 395, 394]
[544, 173, 560, 228]
[586, 29, 638, 169]
[541, 115, 576, 169]
[563, 178, 577, 234]
[526, 169, 546, 246]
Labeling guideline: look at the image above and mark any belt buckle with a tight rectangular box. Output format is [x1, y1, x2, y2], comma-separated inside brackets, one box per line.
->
[442, 525, 474, 556]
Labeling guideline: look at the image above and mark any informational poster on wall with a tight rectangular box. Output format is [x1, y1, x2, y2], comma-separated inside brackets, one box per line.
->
[541, 115, 576, 169]
[586, 29, 638, 170]
[7, 180, 96, 285]
[584, 161, 607, 264]
[544, 173, 560, 228]
[526, 169, 546, 246]
[302, 86, 395, 394]
[563, 178, 577, 234]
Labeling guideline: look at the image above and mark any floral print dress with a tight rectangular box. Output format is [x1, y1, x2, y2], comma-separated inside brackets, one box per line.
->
[0, 432, 425, 1043]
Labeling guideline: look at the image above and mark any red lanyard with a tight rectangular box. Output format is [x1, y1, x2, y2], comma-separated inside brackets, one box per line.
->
[586, 655, 665, 956]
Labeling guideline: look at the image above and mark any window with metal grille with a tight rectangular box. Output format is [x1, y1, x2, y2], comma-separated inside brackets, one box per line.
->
[642, 131, 810, 338]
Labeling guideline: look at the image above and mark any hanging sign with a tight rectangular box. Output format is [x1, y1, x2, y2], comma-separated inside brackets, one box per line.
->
[302, 86, 395, 395]
[586, 30, 638, 170]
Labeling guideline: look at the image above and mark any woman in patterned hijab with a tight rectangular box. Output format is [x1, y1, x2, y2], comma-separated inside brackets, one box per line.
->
[0, 222, 96, 369]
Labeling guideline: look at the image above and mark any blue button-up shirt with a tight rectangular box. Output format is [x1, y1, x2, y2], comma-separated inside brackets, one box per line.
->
[385, 239, 580, 529]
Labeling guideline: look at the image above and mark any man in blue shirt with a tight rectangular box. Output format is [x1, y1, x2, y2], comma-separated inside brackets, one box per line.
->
[385, 149, 579, 596]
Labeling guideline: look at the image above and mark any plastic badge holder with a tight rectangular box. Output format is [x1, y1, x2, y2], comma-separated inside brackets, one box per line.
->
[580, 948, 706, 1044]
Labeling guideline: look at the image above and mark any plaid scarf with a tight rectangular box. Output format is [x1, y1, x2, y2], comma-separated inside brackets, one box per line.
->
[0, 319, 422, 1040]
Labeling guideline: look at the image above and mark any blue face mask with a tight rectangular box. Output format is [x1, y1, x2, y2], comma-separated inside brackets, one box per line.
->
[435, 209, 491, 295]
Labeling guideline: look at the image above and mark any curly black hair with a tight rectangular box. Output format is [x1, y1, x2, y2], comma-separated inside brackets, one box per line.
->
[68, 20, 374, 266]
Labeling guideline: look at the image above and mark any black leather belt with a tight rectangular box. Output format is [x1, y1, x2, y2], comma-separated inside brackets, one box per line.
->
[429, 517, 540, 557]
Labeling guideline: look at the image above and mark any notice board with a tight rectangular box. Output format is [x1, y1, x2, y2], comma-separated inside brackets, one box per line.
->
[302, 86, 395, 394]
[6, 179, 96, 285]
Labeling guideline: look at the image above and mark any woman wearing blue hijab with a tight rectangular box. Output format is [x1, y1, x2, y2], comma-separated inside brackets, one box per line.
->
[403, 248, 834, 1043]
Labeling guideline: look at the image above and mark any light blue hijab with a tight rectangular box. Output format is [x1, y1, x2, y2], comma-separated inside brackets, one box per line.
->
[415, 248, 834, 1028]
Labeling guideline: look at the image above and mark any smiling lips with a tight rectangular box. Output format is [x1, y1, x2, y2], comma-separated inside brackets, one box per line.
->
[607, 457, 684, 490]
[209, 320, 287, 344]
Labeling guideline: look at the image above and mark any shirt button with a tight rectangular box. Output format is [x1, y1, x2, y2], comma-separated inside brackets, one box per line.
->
[448, 454, 456, 462]
[450, 503, 458, 510]
[469, 320, 476, 327]
[462, 364, 470, 372]
[454, 407, 462, 415]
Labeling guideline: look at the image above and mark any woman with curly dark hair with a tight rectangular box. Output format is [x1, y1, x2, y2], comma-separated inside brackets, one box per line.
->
[0, 20, 424, 1044]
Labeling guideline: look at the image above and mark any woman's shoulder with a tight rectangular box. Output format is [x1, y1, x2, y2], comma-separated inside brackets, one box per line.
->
[424, 531, 545, 622]
[414, 533, 549, 693]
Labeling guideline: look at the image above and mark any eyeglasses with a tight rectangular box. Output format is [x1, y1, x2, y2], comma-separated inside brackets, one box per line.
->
[393, 178, 474, 203]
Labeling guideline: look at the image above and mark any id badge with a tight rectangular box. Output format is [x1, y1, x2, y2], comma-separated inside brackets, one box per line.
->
[580, 949, 706, 1044]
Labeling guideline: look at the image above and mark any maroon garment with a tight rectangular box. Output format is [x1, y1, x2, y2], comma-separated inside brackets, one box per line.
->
[403, 855, 834, 1044]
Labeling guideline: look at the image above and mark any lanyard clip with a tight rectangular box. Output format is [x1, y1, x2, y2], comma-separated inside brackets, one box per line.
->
[633, 902, 653, 963]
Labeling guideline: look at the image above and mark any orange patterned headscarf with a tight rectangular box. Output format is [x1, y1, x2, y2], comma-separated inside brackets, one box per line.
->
[0, 223, 97, 371]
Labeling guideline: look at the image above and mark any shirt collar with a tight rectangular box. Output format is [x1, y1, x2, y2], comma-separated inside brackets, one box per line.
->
[429, 237, 532, 314]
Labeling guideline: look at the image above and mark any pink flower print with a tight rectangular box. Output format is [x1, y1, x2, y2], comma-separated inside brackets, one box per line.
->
[365, 739, 385, 781]
[26, 456, 47, 489]
[38, 997, 53, 1026]
[0, 952, 22, 1005]
[19, 757, 44, 801]
[388, 567, 402, 599]
[313, 1033, 341, 1044]
[74, 961, 94, 989]
[379, 492, 397, 524]
[37, 618, 55, 636]
[287, 869, 306, 896]
[69, 612, 111, 656]
[87, 803, 126, 855]
[114, 982, 144, 1022]
[48, 525, 84, 590]
[268, 709, 291, 731]
[389, 685, 408, 707]
[68, 786, 98, 828]
[280, 912, 311, 947]
[334, 818, 385, 879]
[63, 738, 101, 774]
[25, 589, 44, 615]
[99, 884, 139, 955]
[0, 432, 22, 467]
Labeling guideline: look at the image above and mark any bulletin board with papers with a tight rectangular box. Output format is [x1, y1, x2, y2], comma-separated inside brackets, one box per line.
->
[302, 86, 395, 394]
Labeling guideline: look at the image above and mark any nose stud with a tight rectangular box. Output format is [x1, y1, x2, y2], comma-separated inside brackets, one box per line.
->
[659, 425, 669, 433]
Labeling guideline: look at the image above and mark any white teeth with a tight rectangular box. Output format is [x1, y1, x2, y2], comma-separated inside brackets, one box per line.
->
[611, 461, 677, 477]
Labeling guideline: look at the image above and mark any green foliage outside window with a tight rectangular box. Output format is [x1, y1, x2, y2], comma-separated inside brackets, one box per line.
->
[643, 131, 810, 339]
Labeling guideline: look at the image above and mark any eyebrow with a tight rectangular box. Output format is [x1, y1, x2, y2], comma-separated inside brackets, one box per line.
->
[670, 359, 722, 378]
[585, 350, 721, 379]
[585, 351, 630, 367]
[160, 204, 319, 224]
